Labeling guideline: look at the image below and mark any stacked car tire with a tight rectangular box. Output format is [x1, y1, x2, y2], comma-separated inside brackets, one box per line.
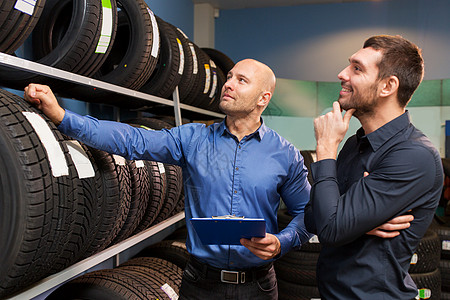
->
[0, 0, 234, 113]
[0, 89, 185, 298]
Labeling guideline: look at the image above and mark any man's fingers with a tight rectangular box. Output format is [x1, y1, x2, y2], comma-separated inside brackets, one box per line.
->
[343, 108, 355, 124]
[332, 101, 341, 114]
[389, 214, 414, 223]
[367, 229, 400, 238]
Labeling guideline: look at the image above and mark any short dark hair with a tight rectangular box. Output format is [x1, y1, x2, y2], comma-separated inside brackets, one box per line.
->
[363, 35, 424, 107]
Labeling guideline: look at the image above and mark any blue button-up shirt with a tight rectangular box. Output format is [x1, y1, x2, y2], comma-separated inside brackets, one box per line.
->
[305, 111, 443, 299]
[59, 110, 311, 269]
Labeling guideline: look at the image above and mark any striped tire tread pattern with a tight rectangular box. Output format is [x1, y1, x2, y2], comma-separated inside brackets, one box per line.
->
[134, 160, 166, 232]
[136, 240, 189, 270]
[0, 89, 55, 297]
[275, 250, 319, 286]
[47, 268, 164, 300]
[10, 91, 80, 281]
[153, 164, 182, 224]
[0, 0, 46, 54]
[113, 159, 150, 243]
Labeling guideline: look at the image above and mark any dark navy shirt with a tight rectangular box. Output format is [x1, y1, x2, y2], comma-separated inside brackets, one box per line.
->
[305, 111, 443, 299]
[59, 110, 311, 269]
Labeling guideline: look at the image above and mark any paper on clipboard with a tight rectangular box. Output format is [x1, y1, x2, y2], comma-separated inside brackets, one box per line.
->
[190, 215, 266, 245]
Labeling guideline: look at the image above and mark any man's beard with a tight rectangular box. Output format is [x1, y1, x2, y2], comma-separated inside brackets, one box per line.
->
[338, 83, 379, 117]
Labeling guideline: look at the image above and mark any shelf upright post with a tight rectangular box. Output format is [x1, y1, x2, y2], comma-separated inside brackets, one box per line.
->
[172, 86, 182, 126]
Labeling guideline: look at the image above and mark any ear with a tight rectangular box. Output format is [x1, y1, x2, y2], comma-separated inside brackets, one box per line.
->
[379, 75, 399, 98]
[258, 91, 272, 107]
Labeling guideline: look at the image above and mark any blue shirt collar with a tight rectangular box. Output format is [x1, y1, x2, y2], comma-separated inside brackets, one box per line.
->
[219, 117, 267, 142]
[357, 111, 411, 152]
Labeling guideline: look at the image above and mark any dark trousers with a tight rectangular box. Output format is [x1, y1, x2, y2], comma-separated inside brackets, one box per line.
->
[179, 256, 278, 300]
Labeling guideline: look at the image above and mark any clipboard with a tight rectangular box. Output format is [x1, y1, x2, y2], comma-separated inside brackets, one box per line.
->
[190, 215, 266, 245]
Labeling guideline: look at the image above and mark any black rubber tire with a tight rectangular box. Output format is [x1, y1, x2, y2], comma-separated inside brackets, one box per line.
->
[180, 41, 202, 105]
[435, 223, 450, 259]
[134, 161, 166, 233]
[92, 0, 159, 90]
[171, 26, 195, 102]
[183, 44, 211, 107]
[0, 89, 56, 297]
[112, 159, 150, 243]
[13, 92, 81, 278]
[114, 266, 178, 299]
[201, 47, 235, 76]
[80, 148, 130, 257]
[278, 278, 321, 300]
[300, 150, 316, 185]
[136, 240, 190, 270]
[119, 257, 183, 286]
[0, 0, 118, 88]
[166, 225, 188, 241]
[440, 259, 450, 292]
[0, 89, 80, 297]
[206, 66, 225, 113]
[409, 229, 441, 274]
[124, 117, 173, 130]
[411, 269, 441, 300]
[277, 208, 322, 252]
[139, 16, 183, 99]
[197, 57, 219, 110]
[63, 140, 107, 264]
[46, 268, 167, 300]
[153, 163, 183, 224]
[190, 49, 214, 108]
[442, 158, 450, 177]
[0, 0, 46, 54]
[275, 250, 319, 286]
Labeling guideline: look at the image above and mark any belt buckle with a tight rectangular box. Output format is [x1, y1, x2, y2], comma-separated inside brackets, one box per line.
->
[221, 270, 244, 284]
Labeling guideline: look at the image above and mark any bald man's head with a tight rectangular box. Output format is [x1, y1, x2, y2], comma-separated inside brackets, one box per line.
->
[235, 59, 276, 95]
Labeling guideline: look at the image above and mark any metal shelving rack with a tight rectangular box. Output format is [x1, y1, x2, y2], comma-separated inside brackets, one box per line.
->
[0, 53, 224, 299]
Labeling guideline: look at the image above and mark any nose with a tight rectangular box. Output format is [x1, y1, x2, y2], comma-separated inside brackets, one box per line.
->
[338, 66, 349, 82]
[223, 76, 234, 91]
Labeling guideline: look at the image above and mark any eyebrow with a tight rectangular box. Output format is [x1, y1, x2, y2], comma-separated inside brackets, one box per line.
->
[349, 57, 366, 69]
[228, 71, 250, 82]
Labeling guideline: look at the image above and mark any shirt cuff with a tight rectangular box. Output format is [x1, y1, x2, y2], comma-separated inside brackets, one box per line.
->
[311, 159, 337, 183]
[57, 109, 84, 137]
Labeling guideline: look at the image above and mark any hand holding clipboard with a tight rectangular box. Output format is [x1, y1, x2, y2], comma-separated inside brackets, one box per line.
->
[190, 215, 266, 245]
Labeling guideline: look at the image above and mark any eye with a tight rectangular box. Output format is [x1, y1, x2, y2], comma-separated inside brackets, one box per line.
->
[354, 65, 361, 72]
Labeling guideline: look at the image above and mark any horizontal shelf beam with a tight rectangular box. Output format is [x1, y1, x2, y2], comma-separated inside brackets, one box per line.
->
[6, 212, 185, 300]
[0, 53, 225, 118]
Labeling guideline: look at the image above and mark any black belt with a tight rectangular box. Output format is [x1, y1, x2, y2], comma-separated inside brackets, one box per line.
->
[188, 256, 273, 284]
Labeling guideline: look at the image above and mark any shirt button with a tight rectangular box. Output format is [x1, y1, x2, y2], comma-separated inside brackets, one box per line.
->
[234, 190, 237, 194]
[238, 145, 241, 149]
[236, 167, 239, 171]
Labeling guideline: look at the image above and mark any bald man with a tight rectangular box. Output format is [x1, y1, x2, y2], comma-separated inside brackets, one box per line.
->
[24, 59, 311, 299]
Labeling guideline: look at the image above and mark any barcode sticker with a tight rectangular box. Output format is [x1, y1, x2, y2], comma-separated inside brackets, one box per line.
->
[14, 0, 36, 16]
[443, 240, 450, 251]
[95, 0, 113, 53]
[157, 162, 165, 174]
[65, 141, 95, 179]
[113, 154, 126, 166]
[148, 8, 160, 58]
[160, 283, 178, 300]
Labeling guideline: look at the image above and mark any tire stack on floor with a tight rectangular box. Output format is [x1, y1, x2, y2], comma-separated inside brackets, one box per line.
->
[276, 150, 320, 299]
[0, 89, 185, 298]
[0, 0, 234, 114]
[276, 209, 321, 300]
[436, 158, 450, 299]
